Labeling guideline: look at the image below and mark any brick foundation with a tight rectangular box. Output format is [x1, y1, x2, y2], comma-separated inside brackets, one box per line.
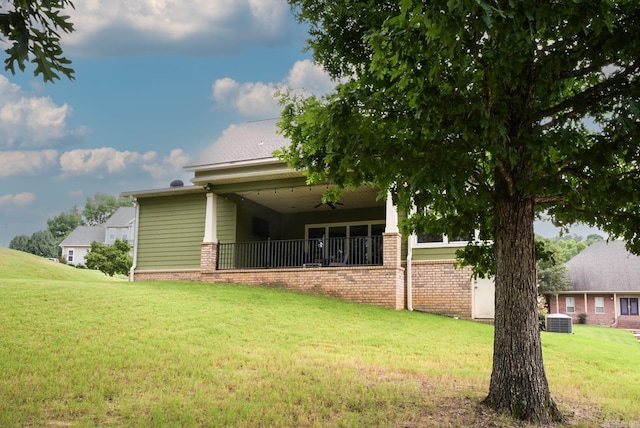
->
[408, 260, 473, 319]
[201, 265, 405, 309]
[133, 270, 201, 282]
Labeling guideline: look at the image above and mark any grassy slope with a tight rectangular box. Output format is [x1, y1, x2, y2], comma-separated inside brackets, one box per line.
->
[0, 248, 638, 427]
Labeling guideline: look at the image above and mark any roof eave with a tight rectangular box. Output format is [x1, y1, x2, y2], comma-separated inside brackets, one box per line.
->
[183, 156, 283, 173]
[121, 185, 205, 199]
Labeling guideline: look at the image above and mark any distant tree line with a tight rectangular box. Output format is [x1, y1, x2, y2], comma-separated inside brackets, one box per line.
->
[536, 233, 604, 296]
[9, 193, 132, 259]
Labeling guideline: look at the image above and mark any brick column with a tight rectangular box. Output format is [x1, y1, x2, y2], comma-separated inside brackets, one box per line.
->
[201, 242, 218, 271]
[383, 232, 401, 268]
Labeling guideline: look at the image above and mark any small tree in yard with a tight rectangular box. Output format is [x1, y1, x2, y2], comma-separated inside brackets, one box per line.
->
[279, 1, 640, 423]
[85, 239, 132, 277]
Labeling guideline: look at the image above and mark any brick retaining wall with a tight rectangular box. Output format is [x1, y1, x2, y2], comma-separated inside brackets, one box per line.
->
[409, 260, 473, 318]
[201, 265, 406, 310]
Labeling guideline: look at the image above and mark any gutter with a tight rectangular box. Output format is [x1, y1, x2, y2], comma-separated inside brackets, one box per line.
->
[129, 198, 139, 282]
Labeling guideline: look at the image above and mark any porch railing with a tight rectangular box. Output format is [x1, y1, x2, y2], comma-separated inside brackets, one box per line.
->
[217, 236, 383, 270]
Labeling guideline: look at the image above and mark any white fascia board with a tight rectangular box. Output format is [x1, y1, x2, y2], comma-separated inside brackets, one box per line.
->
[183, 157, 283, 173]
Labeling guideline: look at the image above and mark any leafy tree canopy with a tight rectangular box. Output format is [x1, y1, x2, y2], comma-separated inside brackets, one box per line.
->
[279, 0, 639, 422]
[0, 0, 75, 81]
[47, 206, 82, 240]
[9, 234, 30, 252]
[83, 193, 133, 226]
[85, 239, 132, 277]
[24, 230, 58, 258]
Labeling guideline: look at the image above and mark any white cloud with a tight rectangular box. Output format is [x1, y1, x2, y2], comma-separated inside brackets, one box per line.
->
[0, 150, 59, 177]
[141, 149, 191, 180]
[59, 147, 190, 182]
[0, 192, 36, 208]
[63, 0, 294, 57]
[212, 59, 337, 117]
[0, 76, 87, 149]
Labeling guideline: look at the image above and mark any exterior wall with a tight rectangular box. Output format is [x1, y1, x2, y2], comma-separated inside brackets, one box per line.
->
[201, 266, 405, 309]
[216, 197, 237, 243]
[550, 293, 626, 327]
[409, 260, 474, 319]
[133, 270, 201, 282]
[136, 193, 206, 270]
[412, 245, 460, 261]
[279, 207, 385, 240]
[63, 246, 90, 266]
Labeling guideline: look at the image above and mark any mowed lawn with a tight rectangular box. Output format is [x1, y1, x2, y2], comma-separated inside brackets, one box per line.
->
[1, 249, 638, 427]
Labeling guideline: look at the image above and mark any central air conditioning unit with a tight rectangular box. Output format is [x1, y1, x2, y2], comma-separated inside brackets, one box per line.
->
[546, 313, 573, 334]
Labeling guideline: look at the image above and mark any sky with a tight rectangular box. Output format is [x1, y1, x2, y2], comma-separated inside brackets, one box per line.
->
[0, 0, 601, 246]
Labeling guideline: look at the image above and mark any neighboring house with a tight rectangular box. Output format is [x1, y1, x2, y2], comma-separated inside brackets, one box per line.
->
[104, 207, 135, 245]
[60, 207, 135, 266]
[59, 226, 105, 266]
[122, 119, 495, 319]
[548, 240, 640, 329]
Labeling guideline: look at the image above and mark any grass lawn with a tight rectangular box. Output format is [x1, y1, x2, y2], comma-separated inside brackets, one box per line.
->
[1, 248, 638, 427]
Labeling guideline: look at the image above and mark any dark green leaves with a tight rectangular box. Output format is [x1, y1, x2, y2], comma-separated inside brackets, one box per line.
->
[1, 0, 75, 82]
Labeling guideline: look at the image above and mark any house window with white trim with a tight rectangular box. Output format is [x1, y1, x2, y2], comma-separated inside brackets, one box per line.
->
[415, 231, 474, 247]
[566, 297, 575, 313]
[68, 249, 74, 262]
[594, 297, 605, 314]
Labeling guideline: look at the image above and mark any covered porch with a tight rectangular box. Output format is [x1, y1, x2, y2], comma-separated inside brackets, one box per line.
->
[197, 180, 406, 309]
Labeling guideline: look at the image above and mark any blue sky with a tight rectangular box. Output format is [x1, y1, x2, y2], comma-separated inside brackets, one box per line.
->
[0, 0, 599, 245]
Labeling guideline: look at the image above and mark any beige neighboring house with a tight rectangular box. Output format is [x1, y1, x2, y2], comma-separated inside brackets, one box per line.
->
[122, 119, 495, 319]
[60, 207, 135, 266]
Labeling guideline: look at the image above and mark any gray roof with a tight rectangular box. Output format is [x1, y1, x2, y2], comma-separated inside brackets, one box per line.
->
[566, 241, 640, 292]
[59, 226, 105, 247]
[104, 207, 135, 227]
[185, 119, 288, 169]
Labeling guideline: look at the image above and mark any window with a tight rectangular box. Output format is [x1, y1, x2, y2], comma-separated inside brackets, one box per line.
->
[108, 228, 116, 242]
[594, 297, 605, 314]
[566, 297, 575, 313]
[621, 298, 639, 316]
[68, 249, 74, 262]
[305, 221, 385, 265]
[414, 231, 475, 247]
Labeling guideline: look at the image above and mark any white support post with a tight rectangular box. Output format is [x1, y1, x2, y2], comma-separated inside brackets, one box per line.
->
[385, 191, 399, 233]
[203, 193, 218, 243]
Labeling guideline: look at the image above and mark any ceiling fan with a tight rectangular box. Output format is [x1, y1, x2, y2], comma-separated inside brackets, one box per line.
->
[314, 200, 344, 210]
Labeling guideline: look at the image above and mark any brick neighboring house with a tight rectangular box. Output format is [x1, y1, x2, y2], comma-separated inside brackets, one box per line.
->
[122, 119, 495, 319]
[548, 240, 640, 329]
[60, 207, 135, 266]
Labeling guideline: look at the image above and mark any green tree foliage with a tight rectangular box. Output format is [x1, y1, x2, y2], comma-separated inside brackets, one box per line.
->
[0, 0, 75, 81]
[24, 230, 58, 258]
[85, 239, 132, 277]
[47, 207, 82, 241]
[279, 1, 639, 422]
[9, 234, 30, 252]
[83, 193, 133, 226]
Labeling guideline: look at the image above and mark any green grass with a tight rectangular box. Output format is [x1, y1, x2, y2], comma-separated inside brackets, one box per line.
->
[0, 248, 638, 427]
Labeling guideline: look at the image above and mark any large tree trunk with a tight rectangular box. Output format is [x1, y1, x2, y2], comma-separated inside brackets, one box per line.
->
[483, 191, 564, 423]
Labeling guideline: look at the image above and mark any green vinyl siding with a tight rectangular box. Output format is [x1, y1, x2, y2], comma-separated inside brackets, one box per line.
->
[136, 193, 206, 270]
[411, 245, 462, 261]
[216, 197, 237, 243]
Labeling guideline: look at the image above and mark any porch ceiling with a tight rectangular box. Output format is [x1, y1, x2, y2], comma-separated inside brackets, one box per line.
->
[232, 183, 384, 214]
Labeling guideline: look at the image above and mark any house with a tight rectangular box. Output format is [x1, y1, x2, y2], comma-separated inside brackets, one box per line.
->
[122, 119, 495, 319]
[548, 240, 640, 329]
[60, 207, 135, 266]
[59, 226, 105, 266]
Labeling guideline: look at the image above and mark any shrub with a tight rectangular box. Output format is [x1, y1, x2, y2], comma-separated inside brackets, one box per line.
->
[578, 313, 588, 324]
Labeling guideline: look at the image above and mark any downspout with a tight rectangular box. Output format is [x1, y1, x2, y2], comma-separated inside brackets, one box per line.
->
[407, 234, 413, 311]
[613, 292, 618, 327]
[129, 198, 139, 282]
